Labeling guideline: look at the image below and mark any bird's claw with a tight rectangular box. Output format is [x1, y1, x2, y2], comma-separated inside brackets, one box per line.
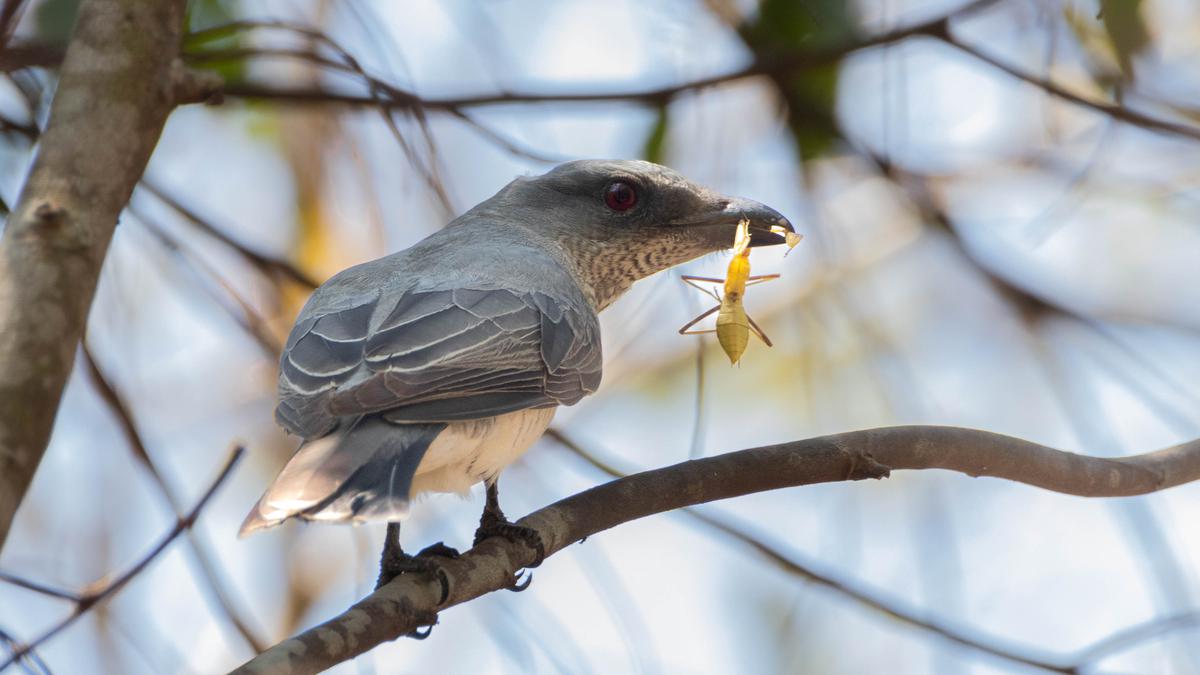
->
[474, 519, 546, 568]
[475, 513, 546, 592]
[509, 569, 533, 592]
[406, 621, 436, 640]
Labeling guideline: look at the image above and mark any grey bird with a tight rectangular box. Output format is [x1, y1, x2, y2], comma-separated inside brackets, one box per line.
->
[240, 159, 793, 585]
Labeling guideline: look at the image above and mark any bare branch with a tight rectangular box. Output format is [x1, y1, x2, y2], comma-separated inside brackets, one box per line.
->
[940, 35, 1200, 143]
[0, 0, 194, 552]
[0, 41, 60, 72]
[0, 446, 244, 671]
[124, 206, 285, 358]
[200, 3, 1199, 152]
[215, 0, 999, 112]
[233, 426, 1200, 675]
[0, 572, 80, 603]
[551, 429, 1200, 672]
[81, 347, 266, 652]
[1074, 611, 1200, 664]
[547, 429, 1073, 673]
[137, 179, 320, 290]
[0, 625, 49, 675]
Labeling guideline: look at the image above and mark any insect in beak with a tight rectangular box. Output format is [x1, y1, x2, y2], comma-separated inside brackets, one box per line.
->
[678, 219, 798, 364]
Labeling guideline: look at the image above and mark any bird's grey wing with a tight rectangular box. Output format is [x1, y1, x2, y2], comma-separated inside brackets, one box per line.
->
[276, 287, 601, 435]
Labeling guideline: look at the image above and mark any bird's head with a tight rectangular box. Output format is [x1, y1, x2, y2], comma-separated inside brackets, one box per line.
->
[489, 159, 795, 310]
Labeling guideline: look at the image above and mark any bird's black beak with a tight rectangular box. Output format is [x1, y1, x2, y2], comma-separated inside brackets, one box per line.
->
[671, 197, 795, 248]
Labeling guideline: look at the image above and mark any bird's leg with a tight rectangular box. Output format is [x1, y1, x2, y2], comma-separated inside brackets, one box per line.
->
[376, 522, 413, 589]
[474, 479, 545, 590]
[375, 522, 456, 608]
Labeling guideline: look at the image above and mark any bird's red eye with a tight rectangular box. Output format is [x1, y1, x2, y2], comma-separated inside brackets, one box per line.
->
[604, 181, 638, 212]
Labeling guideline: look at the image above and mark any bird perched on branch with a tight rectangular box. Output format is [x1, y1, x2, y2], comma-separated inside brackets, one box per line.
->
[240, 159, 793, 588]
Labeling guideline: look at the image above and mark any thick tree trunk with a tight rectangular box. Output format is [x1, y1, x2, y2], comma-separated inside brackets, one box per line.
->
[0, 0, 198, 551]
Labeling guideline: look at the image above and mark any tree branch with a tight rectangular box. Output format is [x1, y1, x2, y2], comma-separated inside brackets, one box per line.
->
[232, 425, 1200, 675]
[549, 429, 1200, 673]
[0, 0, 211, 551]
[137, 178, 320, 290]
[547, 429, 1076, 672]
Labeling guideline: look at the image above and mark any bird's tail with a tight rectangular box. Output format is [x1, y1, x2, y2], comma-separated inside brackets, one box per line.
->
[239, 418, 445, 537]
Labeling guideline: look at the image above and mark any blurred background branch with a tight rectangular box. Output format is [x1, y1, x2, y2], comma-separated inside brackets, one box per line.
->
[0, 446, 242, 671]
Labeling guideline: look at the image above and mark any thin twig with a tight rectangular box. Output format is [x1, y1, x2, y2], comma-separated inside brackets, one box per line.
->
[219, 0, 998, 111]
[444, 108, 569, 164]
[189, 19, 456, 215]
[81, 347, 266, 651]
[124, 205, 284, 358]
[11, 2, 1200, 148]
[0, 573, 79, 603]
[1073, 611, 1200, 664]
[0, 626, 49, 675]
[940, 35, 1200, 143]
[0, 447, 244, 671]
[137, 179, 319, 290]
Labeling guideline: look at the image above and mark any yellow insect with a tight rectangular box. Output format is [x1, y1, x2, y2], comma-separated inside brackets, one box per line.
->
[678, 220, 799, 364]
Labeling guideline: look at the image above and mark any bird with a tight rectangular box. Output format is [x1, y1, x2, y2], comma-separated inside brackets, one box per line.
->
[239, 159, 794, 588]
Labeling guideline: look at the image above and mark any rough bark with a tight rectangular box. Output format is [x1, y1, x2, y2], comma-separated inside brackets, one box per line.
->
[232, 425, 1200, 675]
[0, 0, 217, 551]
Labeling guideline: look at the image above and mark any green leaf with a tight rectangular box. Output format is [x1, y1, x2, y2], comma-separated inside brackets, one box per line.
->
[183, 0, 247, 85]
[186, 0, 240, 33]
[740, 0, 856, 55]
[642, 105, 669, 165]
[34, 0, 80, 44]
[737, 0, 858, 160]
[1099, 0, 1148, 79]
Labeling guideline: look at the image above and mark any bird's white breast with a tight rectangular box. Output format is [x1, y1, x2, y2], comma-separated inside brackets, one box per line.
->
[409, 407, 556, 497]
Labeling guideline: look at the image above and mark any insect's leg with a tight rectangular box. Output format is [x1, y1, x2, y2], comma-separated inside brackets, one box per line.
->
[678, 305, 720, 334]
[681, 275, 726, 302]
[746, 313, 774, 347]
[681, 276, 723, 302]
[744, 274, 780, 287]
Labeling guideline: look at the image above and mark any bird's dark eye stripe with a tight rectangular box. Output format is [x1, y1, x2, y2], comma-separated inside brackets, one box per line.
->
[604, 181, 638, 212]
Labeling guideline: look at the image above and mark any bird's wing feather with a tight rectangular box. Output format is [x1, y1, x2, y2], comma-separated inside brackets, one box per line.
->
[238, 418, 446, 534]
[276, 286, 600, 436]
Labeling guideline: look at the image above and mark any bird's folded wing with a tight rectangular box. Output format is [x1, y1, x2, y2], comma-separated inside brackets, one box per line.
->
[276, 287, 601, 436]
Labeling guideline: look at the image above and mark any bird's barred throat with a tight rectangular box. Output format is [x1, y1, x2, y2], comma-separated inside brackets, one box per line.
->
[567, 236, 704, 311]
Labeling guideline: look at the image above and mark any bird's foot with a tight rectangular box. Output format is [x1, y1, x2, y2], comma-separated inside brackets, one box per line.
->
[474, 511, 546, 566]
[376, 541, 457, 607]
[474, 511, 545, 591]
[375, 549, 434, 590]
